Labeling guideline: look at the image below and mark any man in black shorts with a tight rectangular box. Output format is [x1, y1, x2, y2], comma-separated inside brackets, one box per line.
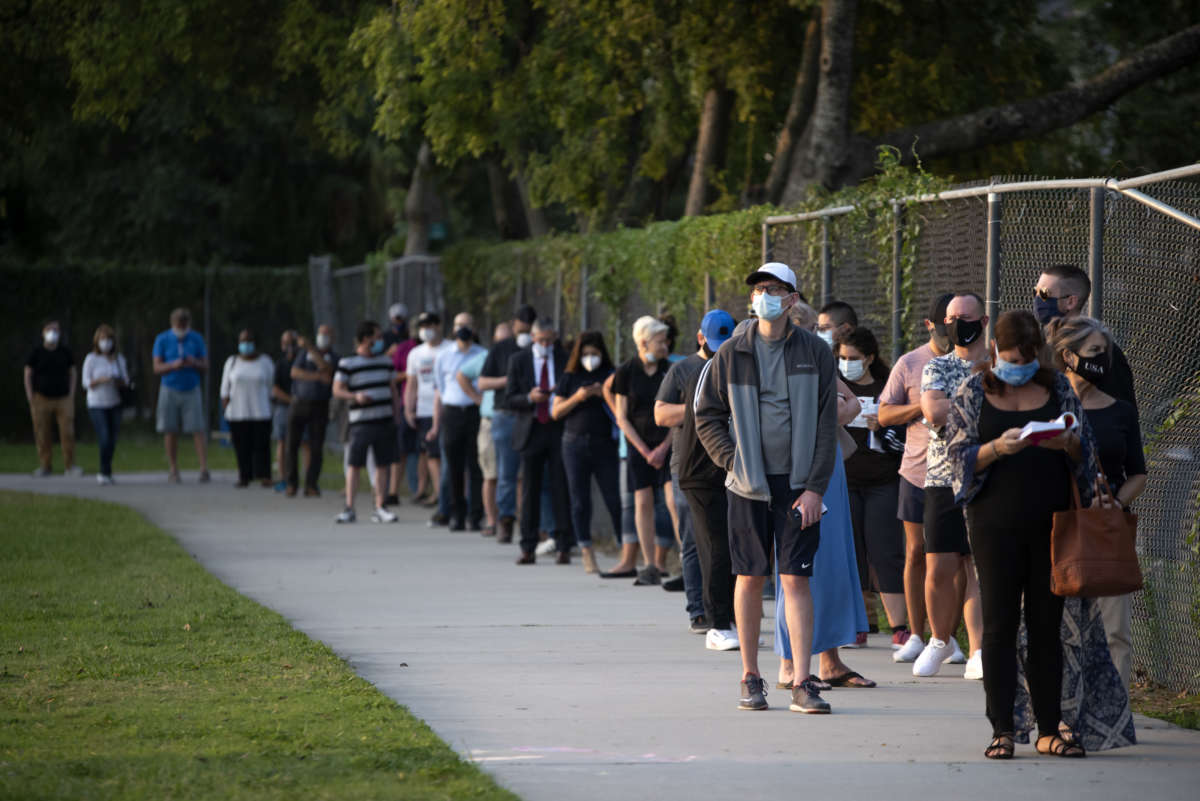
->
[333, 321, 400, 524]
[695, 262, 839, 714]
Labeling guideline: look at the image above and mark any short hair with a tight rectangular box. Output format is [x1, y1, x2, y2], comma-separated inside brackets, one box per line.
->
[239, 327, 257, 342]
[1045, 315, 1113, 372]
[951, 292, 986, 317]
[416, 311, 440, 327]
[1042, 264, 1091, 307]
[355, 320, 380, 343]
[532, 317, 557, 334]
[927, 292, 955, 324]
[980, 310, 1056, 395]
[631, 315, 669, 345]
[835, 326, 890, 381]
[170, 307, 191, 326]
[514, 304, 538, 325]
[818, 301, 858, 329]
[566, 330, 614, 374]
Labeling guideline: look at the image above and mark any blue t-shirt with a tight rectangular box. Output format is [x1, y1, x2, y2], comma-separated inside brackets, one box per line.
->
[458, 351, 493, 418]
[153, 329, 207, 392]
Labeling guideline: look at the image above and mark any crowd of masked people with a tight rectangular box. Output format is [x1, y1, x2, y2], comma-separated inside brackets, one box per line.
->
[25, 262, 1144, 759]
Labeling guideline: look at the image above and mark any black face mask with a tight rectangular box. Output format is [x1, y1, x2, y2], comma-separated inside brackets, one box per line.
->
[1073, 351, 1109, 384]
[393, 322, 409, 341]
[947, 318, 983, 347]
[454, 326, 473, 342]
[701, 343, 715, 359]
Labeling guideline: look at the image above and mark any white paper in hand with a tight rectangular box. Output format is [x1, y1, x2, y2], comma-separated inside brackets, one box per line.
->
[1018, 412, 1077, 444]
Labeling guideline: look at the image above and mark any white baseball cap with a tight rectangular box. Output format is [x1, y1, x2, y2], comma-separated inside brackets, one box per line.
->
[745, 262, 796, 293]
[388, 303, 409, 321]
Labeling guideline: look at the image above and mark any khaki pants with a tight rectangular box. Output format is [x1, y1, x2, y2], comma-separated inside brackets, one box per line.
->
[30, 393, 75, 471]
[1097, 593, 1133, 687]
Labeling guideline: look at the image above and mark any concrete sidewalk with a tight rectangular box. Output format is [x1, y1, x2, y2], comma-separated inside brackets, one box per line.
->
[5, 471, 1200, 801]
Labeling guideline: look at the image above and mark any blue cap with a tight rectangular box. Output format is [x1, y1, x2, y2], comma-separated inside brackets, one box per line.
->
[700, 309, 736, 350]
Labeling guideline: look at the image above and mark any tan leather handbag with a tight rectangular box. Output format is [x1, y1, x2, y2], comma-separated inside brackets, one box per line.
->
[1050, 476, 1142, 597]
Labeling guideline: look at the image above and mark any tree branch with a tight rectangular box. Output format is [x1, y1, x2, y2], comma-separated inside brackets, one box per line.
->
[864, 23, 1200, 172]
[764, 9, 821, 206]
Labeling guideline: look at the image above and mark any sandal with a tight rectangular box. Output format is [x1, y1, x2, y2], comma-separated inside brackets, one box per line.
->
[985, 733, 1014, 760]
[823, 670, 876, 688]
[1036, 733, 1086, 758]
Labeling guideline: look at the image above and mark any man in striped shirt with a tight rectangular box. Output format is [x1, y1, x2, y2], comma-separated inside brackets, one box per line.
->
[333, 320, 400, 523]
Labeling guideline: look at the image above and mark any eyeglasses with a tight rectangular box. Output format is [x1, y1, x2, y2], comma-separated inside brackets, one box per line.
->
[751, 284, 792, 297]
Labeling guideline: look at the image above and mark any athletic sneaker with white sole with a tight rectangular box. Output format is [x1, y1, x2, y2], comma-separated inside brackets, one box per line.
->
[535, 537, 558, 556]
[945, 639, 967, 664]
[336, 507, 357, 524]
[371, 506, 398, 523]
[963, 649, 984, 680]
[706, 628, 740, 651]
[893, 633, 925, 662]
[912, 637, 956, 677]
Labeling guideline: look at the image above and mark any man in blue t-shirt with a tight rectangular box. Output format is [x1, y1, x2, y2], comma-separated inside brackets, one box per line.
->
[152, 307, 210, 483]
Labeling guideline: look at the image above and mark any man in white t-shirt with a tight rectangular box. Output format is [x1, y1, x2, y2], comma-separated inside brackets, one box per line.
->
[405, 311, 454, 520]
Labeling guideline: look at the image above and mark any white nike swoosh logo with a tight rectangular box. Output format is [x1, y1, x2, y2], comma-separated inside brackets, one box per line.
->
[801, 562, 811, 569]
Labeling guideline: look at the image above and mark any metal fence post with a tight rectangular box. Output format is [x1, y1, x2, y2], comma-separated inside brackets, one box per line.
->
[985, 193, 1002, 343]
[891, 202, 904, 363]
[1088, 187, 1104, 319]
[821, 217, 833, 305]
[761, 223, 771, 264]
[704, 273, 714, 313]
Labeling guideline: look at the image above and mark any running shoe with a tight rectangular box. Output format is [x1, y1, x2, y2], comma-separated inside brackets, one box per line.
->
[371, 506, 398, 523]
[963, 649, 984, 680]
[893, 633, 925, 663]
[891, 629, 912, 651]
[336, 507, 357, 524]
[689, 616, 709, 634]
[913, 638, 956, 677]
[945, 639, 967, 664]
[790, 680, 831, 714]
[706, 628, 740, 651]
[739, 674, 768, 710]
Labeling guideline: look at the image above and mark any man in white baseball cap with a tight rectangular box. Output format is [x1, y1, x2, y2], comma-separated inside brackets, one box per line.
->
[744, 262, 797, 295]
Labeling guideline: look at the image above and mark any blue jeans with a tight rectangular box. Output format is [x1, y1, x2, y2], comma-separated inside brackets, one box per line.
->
[561, 433, 621, 548]
[490, 411, 520, 520]
[88, 406, 121, 477]
[673, 475, 704, 619]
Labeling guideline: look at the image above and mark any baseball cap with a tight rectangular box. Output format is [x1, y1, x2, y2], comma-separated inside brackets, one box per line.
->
[388, 302, 408, 321]
[515, 304, 538, 324]
[700, 309, 736, 350]
[416, 311, 440, 327]
[745, 262, 797, 293]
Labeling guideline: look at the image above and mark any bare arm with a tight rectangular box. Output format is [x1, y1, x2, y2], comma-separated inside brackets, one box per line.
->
[404, 376, 418, 426]
[153, 356, 182, 375]
[478, 375, 507, 391]
[24, 366, 34, 404]
[332, 378, 357, 402]
[835, 378, 861, 426]
[921, 389, 951, 428]
[612, 392, 650, 458]
[1116, 474, 1148, 509]
[877, 400, 922, 427]
[654, 400, 685, 428]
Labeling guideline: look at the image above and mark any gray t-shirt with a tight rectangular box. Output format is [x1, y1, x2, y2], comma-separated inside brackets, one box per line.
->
[655, 354, 706, 477]
[755, 333, 792, 475]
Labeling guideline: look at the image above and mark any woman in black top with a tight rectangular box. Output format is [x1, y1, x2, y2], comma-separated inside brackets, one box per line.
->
[835, 328, 907, 643]
[553, 331, 622, 575]
[1048, 316, 1146, 686]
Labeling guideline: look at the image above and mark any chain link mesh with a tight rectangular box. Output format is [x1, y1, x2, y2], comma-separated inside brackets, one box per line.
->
[767, 177, 1200, 692]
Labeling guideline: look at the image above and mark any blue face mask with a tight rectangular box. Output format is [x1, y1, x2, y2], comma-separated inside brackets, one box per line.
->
[370, 338, 384, 355]
[993, 356, 1040, 386]
[1033, 295, 1061, 325]
[238, 341, 254, 356]
[751, 292, 785, 322]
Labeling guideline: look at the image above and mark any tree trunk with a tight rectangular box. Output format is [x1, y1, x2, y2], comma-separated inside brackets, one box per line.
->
[403, 141, 435, 256]
[781, 0, 859, 205]
[515, 171, 550, 238]
[486, 159, 532, 240]
[684, 85, 735, 216]
[765, 10, 821, 206]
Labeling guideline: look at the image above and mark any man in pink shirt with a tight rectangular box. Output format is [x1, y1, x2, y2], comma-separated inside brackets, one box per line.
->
[877, 292, 953, 662]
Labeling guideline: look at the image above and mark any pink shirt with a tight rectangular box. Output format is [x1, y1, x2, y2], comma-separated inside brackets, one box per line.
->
[879, 342, 937, 488]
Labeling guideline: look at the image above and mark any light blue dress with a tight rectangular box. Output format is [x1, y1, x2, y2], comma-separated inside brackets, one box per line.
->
[774, 444, 868, 658]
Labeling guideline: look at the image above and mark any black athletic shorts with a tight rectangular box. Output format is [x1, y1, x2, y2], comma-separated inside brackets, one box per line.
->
[727, 474, 821, 577]
[396, 414, 418, 455]
[416, 416, 441, 459]
[626, 445, 670, 491]
[897, 476, 926, 524]
[347, 420, 398, 469]
[923, 485, 970, 554]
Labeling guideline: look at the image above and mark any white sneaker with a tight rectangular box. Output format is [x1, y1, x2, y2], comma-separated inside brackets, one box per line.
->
[705, 628, 740, 651]
[535, 537, 558, 556]
[65, 465, 84, 477]
[96, 474, 114, 486]
[893, 633, 925, 662]
[963, 649, 984, 680]
[944, 639, 967, 664]
[913, 638, 956, 677]
[371, 506, 398, 523]
[32, 467, 51, 477]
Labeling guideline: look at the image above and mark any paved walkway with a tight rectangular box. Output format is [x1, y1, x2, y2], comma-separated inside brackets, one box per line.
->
[5, 471, 1200, 800]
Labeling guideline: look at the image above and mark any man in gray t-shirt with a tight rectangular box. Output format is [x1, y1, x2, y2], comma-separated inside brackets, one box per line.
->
[755, 334, 792, 475]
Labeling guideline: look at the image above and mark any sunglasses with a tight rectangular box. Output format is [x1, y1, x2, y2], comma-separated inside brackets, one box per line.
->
[1034, 287, 1073, 301]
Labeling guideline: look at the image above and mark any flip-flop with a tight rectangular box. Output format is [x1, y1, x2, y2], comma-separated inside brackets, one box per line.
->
[823, 670, 876, 688]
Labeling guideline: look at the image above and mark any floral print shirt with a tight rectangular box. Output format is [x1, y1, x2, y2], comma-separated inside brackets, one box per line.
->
[920, 354, 976, 488]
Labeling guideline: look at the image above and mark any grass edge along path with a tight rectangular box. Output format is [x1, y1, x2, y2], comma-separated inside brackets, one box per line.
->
[0, 490, 518, 801]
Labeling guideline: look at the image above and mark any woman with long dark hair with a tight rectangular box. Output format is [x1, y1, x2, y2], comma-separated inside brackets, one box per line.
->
[552, 330, 623, 574]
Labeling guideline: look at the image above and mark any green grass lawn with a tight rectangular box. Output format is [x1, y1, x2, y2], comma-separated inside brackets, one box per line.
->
[0, 491, 517, 800]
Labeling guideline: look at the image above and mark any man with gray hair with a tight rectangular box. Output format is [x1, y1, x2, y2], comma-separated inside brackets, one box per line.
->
[431, 312, 487, 530]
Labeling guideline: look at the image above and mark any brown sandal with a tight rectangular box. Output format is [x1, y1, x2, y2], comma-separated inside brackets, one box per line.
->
[1037, 733, 1086, 758]
[985, 733, 1014, 760]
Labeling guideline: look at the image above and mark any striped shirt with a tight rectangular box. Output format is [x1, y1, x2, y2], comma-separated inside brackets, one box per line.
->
[335, 353, 396, 425]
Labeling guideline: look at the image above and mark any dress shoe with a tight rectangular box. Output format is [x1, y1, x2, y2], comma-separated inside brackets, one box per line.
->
[556, 551, 571, 565]
[285, 485, 298, 498]
[303, 487, 320, 498]
[515, 552, 536, 565]
[600, 569, 637, 579]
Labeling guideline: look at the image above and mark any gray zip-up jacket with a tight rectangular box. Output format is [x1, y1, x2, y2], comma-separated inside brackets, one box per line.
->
[694, 319, 838, 501]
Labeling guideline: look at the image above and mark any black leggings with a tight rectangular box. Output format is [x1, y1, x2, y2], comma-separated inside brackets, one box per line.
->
[968, 512, 1064, 738]
[229, 419, 271, 484]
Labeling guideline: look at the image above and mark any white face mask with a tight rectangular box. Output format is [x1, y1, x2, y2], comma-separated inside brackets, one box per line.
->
[173, 326, 189, 339]
[43, 329, 60, 346]
[839, 358, 865, 381]
[533, 342, 552, 359]
[315, 333, 331, 350]
[516, 332, 532, 349]
[581, 354, 601, 372]
[641, 351, 657, 365]
[817, 329, 835, 348]
[99, 338, 114, 353]
[419, 327, 436, 343]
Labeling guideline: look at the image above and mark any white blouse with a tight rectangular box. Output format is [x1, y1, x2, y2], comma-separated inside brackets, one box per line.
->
[219, 355, 275, 421]
[82, 352, 128, 409]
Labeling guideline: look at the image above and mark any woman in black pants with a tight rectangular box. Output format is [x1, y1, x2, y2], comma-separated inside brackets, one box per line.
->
[220, 328, 276, 487]
[945, 311, 1096, 760]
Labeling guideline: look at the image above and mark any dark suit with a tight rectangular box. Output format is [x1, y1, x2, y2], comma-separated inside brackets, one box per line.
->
[506, 344, 575, 555]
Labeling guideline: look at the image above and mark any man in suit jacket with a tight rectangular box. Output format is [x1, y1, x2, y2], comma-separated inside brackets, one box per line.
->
[505, 318, 575, 564]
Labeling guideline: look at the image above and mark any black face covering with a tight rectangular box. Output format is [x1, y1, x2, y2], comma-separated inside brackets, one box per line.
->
[454, 326, 473, 342]
[393, 322, 409, 341]
[947, 318, 983, 347]
[701, 342, 715, 359]
[1073, 351, 1109, 384]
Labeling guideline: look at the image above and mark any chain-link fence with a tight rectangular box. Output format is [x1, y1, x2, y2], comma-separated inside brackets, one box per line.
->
[764, 167, 1200, 692]
[308, 255, 444, 352]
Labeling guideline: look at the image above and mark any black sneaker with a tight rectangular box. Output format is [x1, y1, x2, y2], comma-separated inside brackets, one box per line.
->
[385, 493, 400, 507]
[633, 566, 661, 586]
[689, 615, 709, 634]
[335, 507, 356, 524]
[789, 679, 832, 714]
[448, 519, 465, 532]
[739, 674, 769, 711]
[429, 513, 449, 528]
[661, 575, 685, 592]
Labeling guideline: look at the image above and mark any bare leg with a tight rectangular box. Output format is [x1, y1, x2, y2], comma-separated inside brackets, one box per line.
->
[961, 556, 984, 653]
[903, 521, 927, 636]
[344, 465, 359, 509]
[778, 574, 814, 682]
[415, 452, 429, 498]
[192, 431, 208, 471]
[389, 462, 402, 496]
[663, 480, 681, 545]
[819, 648, 848, 677]
[880, 592, 908, 628]
[483, 477, 498, 528]
[925, 552, 961, 642]
[426, 456, 441, 504]
[609, 542, 640, 573]
[164, 433, 179, 474]
[633, 487, 658, 570]
[734, 575, 766, 677]
[778, 656, 794, 686]
[373, 465, 389, 509]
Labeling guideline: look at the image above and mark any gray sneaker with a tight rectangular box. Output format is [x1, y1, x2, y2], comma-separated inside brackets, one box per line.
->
[32, 467, 52, 478]
[738, 674, 769, 711]
[336, 507, 357, 524]
[789, 679, 831, 714]
[633, 566, 661, 586]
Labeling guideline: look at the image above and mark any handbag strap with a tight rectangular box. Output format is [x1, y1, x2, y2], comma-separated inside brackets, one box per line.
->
[1068, 470, 1083, 510]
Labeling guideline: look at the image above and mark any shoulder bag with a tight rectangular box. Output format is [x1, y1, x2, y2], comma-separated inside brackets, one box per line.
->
[1050, 475, 1142, 597]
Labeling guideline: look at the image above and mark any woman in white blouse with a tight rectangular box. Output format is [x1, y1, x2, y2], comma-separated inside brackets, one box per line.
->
[220, 329, 275, 487]
[82, 324, 129, 484]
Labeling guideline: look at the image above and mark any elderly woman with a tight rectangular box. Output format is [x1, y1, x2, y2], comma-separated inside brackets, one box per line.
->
[220, 328, 276, 488]
[946, 310, 1132, 760]
[1047, 315, 1146, 687]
